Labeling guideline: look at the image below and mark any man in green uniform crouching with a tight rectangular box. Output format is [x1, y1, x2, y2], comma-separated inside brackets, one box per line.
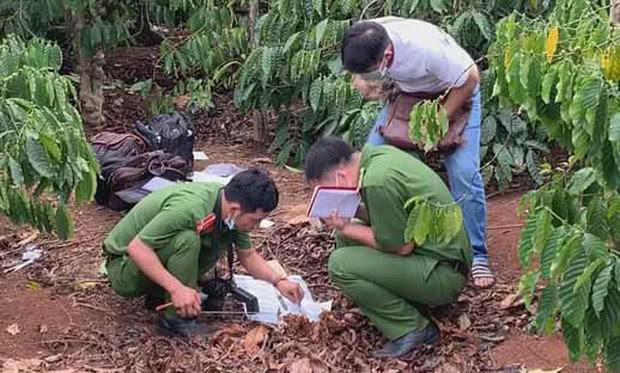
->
[304, 138, 472, 358]
[103, 168, 303, 336]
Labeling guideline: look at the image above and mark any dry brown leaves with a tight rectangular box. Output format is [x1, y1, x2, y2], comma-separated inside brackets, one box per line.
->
[242, 325, 269, 356]
[2, 221, 531, 372]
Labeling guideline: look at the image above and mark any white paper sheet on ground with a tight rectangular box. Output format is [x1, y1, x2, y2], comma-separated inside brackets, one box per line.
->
[259, 219, 275, 229]
[191, 163, 246, 185]
[233, 274, 332, 324]
[193, 151, 209, 160]
[191, 172, 234, 185]
[142, 177, 176, 192]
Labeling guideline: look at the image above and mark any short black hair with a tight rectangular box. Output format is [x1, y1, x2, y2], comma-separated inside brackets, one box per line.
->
[225, 168, 279, 213]
[304, 137, 354, 182]
[341, 21, 390, 73]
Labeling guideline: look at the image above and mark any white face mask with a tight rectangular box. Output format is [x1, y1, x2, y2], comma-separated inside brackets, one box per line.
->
[224, 214, 236, 230]
[358, 58, 389, 81]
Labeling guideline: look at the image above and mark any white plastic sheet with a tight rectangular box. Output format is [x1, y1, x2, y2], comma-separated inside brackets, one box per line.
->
[233, 275, 332, 325]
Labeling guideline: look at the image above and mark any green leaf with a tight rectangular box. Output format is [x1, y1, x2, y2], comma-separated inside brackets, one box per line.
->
[567, 167, 595, 194]
[600, 286, 620, 334]
[584, 308, 603, 362]
[573, 257, 604, 292]
[517, 209, 538, 268]
[540, 227, 565, 279]
[583, 233, 608, 260]
[526, 150, 544, 185]
[429, 0, 447, 13]
[586, 197, 608, 239]
[610, 112, 620, 142]
[54, 202, 73, 240]
[25, 135, 54, 178]
[276, 141, 292, 166]
[541, 68, 557, 104]
[591, 262, 613, 316]
[551, 232, 581, 281]
[309, 78, 322, 112]
[443, 205, 463, 243]
[518, 270, 540, 309]
[315, 19, 329, 47]
[561, 318, 583, 362]
[75, 168, 96, 203]
[532, 209, 552, 254]
[404, 196, 422, 212]
[534, 284, 558, 333]
[471, 11, 493, 40]
[413, 201, 432, 245]
[559, 249, 589, 327]
[480, 115, 497, 145]
[39, 132, 61, 163]
[404, 203, 419, 243]
[604, 335, 620, 371]
[580, 76, 601, 112]
[283, 32, 301, 53]
[8, 157, 24, 186]
[572, 126, 590, 159]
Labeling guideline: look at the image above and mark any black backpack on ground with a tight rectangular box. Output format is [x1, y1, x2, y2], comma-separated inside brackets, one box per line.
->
[134, 112, 195, 169]
[90, 132, 190, 211]
[104, 151, 189, 211]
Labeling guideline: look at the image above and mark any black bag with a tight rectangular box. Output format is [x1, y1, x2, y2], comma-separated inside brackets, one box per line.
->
[90, 132, 148, 207]
[105, 151, 189, 211]
[134, 112, 195, 168]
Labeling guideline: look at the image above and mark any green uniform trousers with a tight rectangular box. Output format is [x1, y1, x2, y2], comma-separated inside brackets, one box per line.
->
[106, 230, 211, 303]
[329, 239, 466, 340]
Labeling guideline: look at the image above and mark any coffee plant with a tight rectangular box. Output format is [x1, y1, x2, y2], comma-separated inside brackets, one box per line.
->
[0, 0, 137, 128]
[489, 0, 620, 367]
[0, 36, 99, 239]
[153, 0, 551, 166]
[408, 100, 449, 153]
[404, 196, 465, 247]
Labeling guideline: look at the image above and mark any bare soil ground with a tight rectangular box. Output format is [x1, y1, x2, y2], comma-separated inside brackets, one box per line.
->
[0, 141, 597, 372]
[0, 46, 599, 372]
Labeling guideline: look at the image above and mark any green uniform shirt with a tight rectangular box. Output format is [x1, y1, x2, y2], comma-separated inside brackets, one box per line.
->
[360, 145, 472, 268]
[103, 182, 251, 259]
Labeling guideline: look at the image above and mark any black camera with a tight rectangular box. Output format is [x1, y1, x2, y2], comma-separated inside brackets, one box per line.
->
[201, 277, 259, 314]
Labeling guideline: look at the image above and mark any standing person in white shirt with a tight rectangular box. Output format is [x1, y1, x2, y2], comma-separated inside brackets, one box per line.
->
[341, 18, 494, 288]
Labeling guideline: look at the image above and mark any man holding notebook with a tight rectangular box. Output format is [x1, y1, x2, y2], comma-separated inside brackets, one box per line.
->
[304, 138, 471, 358]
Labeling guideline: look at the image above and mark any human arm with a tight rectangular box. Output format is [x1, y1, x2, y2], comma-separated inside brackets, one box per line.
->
[438, 67, 480, 152]
[127, 237, 201, 318]
[323, 212, 414, 256]
[237, 248, 304, 304]
[423, 38, 480, 152]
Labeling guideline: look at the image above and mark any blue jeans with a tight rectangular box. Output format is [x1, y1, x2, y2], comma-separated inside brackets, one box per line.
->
[367, 89, 488, 264]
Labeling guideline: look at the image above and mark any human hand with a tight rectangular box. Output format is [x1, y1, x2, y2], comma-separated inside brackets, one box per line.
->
[321, 211, 350, 231]
[395, 243, 415, 256]
[437, 129, 464, 153]
[170, 284, 202, 318]
[276, 279, 304, 304]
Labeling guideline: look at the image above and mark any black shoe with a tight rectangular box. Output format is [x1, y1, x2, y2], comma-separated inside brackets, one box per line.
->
[157, 314, 217, 338]
[372, 323, 440, 358]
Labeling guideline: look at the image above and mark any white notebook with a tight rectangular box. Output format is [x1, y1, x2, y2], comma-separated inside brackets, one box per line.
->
[306, 186, 361, 219]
